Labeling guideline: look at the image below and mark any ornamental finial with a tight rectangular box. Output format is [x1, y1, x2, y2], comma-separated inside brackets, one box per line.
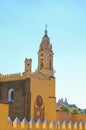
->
[44, 24, 48, 36]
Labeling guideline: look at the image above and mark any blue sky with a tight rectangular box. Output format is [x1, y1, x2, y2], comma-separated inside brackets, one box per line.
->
[0, 0, 86, 109]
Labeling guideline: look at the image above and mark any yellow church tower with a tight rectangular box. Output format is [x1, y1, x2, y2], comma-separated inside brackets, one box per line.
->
[30, 27, 56, 122]
[38, 26, 54, 76]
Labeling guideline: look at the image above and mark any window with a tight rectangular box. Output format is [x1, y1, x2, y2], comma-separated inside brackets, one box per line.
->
[41, 53, 44, 56]
[50, 54, 52, 57]
[40, 59, 44, 69]
[36, 95, 43, 107]
[8, 88, 14, 102]
[49, 59, 52, 69]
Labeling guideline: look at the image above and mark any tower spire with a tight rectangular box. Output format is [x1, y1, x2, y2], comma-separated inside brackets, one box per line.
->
[44, 24, 48, 36]
[38, 27, 54, 76]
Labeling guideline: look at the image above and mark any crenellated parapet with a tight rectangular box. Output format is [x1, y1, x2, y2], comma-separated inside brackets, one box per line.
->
[7, 117, 86, 130]
[4, 73, 22, 77]
[0, 73, 23, 81]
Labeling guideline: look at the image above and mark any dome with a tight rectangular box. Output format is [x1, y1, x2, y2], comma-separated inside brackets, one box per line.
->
[41, 29, 50, 44]
[39, 29, 52, 51]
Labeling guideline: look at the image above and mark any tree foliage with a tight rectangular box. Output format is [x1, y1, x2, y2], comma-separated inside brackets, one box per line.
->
[60, 104, 81, 114]
[60, 104, 69, 114]
[70, 107, 80, 114]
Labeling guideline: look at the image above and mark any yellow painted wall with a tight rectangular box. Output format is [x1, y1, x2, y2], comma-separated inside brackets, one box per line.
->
[1, 103, 86, 130]
[0, 103, 9, 130]
[30, 72, 56, 121]
[57, 111, 86, 122]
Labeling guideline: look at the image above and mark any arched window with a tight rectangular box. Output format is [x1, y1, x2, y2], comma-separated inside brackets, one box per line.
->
[41, 53, 44, 56]
[40, 59, 44, 69]
[8, 88, 14, 102]
[49, 59, 52, 69]
[49, 53, 52, 57]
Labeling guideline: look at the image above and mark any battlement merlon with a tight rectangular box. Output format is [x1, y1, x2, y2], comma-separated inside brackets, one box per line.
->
[0, 73, 3, 78]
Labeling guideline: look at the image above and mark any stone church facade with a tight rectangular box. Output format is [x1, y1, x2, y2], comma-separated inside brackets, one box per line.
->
[0, 28, 56, 121]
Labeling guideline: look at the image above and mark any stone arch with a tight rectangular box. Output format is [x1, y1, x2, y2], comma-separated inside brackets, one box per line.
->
[8, 88, 14, 102]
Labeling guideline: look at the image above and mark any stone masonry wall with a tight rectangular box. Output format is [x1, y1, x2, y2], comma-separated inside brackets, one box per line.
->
[0, 78, 31, 121]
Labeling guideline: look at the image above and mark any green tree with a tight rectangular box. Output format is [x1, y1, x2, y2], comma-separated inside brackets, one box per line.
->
[69, 108, 80, 114]
[60, 104, 81, 114]
[60, 104, 70, 114]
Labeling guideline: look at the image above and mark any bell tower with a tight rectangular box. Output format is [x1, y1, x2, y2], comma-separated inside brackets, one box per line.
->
[38, 27, 54, 76]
